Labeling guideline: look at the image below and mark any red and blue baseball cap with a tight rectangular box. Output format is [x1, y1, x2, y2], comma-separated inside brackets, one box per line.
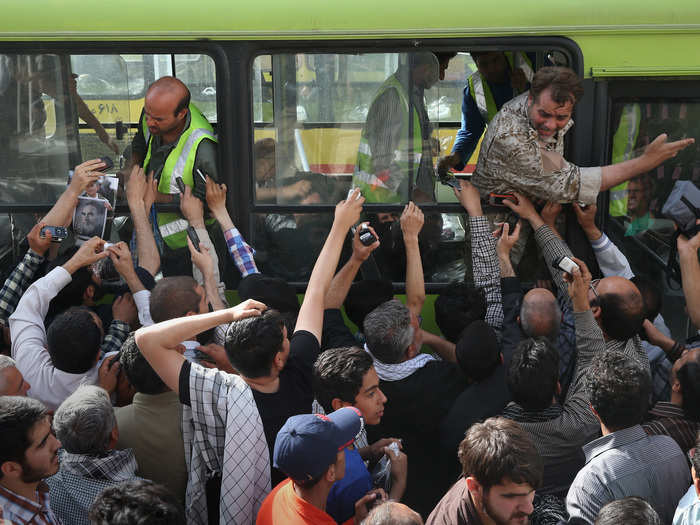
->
[273, 406, 363, 482]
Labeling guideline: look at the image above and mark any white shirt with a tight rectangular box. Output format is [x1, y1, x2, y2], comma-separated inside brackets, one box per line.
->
[9, 266, 98, 411]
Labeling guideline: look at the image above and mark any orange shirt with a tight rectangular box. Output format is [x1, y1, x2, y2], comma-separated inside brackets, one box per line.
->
[256, 478, 354, 525]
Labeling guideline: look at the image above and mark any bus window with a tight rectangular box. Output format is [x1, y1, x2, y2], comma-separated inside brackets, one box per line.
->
[605, 97, 700, 338]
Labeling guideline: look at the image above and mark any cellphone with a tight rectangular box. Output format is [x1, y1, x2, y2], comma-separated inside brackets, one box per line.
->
[102, 242, 115, 252]
[488, 193, 516, 206]
[40, 225, 68, 243]
[175, 177, 186, 194]
[505, 212, 520, 233]
[437, 168, 461, 190]
[187, 226, 201, 252]
[358, 226, 377, 246]
[98, 156, 114, 172]
[552, 255, 579, 275]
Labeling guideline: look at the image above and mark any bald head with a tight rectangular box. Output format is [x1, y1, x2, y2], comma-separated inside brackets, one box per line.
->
[594, 277, 645, 341]
[362, 501, 423, 525]
[520, 288, 561, 340]
[144, 76, 191, 138]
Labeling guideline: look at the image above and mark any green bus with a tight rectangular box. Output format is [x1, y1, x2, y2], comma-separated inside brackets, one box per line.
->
[1, 0, 699, 339]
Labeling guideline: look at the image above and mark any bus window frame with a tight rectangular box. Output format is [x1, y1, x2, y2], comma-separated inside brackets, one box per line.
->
[242, 37, 583, 288]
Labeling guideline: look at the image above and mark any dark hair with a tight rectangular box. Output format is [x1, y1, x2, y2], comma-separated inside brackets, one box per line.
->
[596, 289, 645, 342]
[344, 280, 394, 330]
[149, 276, 201, 323]
[0, 396, 48, 480]
[507, 337, 559, 411]
[313, 347, 374, 414]
[458, 417, 542, 490]
[676, 350, 700, 421]
[119, 334, 168, 395]
[588, 351, 651, 431]
[363, 299, 413, 364]
[89, 479, 185, 525]
[530, 66, 583, 105]
[224, 309, 285, 378]
[47, 247, 97, 319]
[254, 137, 275, 160]
[455, 320, 501, 381]
[47, 306, 102, 373]
[294, 473, 325, 490]
[630, 276, 662, 321]
[434, 283, 486, 343]
[238, 273, 300, 315]
[594, 497, 661, 525]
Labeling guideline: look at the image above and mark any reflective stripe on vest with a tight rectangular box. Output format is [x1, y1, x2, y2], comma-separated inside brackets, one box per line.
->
[353, 73, 423, 203]
[158, 218, 190, 239]
[469, 51, 533, 123]
[609, 104, 641, 217]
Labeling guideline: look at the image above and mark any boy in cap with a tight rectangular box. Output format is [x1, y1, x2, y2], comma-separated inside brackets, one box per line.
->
[256, 406, 385, 525]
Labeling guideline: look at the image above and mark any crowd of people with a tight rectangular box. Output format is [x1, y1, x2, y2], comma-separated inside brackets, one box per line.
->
[0, 65, 699, 525]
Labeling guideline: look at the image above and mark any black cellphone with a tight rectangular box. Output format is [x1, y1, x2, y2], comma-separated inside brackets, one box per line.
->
[98, 156, 114, 172]
[175, 177, 186, 194]
[40, 225, 68, 243]
[488, 193, 516, 206]
[187, 226, 201, 252]
[358, 226, 377, 246]
[437, 168, 462, 190]
[505, 212, 520, 233]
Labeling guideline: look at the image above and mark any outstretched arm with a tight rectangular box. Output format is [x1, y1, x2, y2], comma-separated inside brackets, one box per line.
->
[678, 225, 700, 328]
[126, 165, 160, 277]
[324, 224, 380, 309]
[401, 202, 425, 316]
[294, 189, 363, 342]
[42, 159, 105, 227]
[600, 134, 694, 191]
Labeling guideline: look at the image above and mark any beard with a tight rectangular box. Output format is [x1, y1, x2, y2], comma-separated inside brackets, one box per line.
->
[21, 455, 58, 483]
[483, 497, 530, 525]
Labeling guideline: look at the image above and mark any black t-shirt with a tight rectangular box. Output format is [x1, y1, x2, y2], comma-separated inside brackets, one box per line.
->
[179, 329, 321, 488]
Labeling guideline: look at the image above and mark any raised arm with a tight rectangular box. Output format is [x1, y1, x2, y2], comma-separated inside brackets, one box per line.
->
[324, 224, 380, 309]
[205, 176, 259, 277]
[294, 189, 363, 342]
[573, 202, 634, 279]
[504, 193, 573, 299]
[455, 180, 503, 330]
[187, 236, 226, 311]
[125, 165, 160, 277]
[42, 159, 105, 227]
[400, 202, 425, 316]
[134, 299, 266, 394]
[0, 222, 51, 323]
[600, 134, 694, 191]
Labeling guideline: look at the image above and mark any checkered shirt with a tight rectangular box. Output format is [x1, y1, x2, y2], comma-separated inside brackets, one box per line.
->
[182, 362, 270, 525]
[101, 319, 130, 356]
[0, 249, 44, 324]
[224, 227, 259, 277]
[469, 216, 503, 332]
[0, 482, 61, 525]
[46, 448, 140, 525]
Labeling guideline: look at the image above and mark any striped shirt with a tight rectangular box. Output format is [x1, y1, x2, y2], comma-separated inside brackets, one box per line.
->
[0, 248, 44, 324]
[566, 424, 691, 524]
[0, 482, 61, 525]
[223, 227, 259, 277]
[643, 401, 699, 453]
[469, 216, 503, 332]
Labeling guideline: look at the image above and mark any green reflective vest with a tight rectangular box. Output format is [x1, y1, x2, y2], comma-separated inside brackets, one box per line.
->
[353, 73, 423, 203]
[142, 103, 217, 249]
[609, 103, 641, 217]
[468, 51, 534, 123]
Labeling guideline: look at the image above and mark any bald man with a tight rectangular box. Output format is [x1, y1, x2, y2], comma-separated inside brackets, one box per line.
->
[130, 76, 219, 274]
[0, 355, 30, 397]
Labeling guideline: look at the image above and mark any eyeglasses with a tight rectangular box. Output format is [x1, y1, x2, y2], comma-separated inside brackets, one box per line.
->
[590, 278, 601, 302]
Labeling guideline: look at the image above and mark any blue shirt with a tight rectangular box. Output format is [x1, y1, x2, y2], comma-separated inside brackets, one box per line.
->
[326, 447, 372, 524]
[452, 73, 515, 171]
[674, 485, 700, 525]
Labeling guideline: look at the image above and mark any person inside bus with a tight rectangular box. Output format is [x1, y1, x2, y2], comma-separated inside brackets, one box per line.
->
[129, 76, 220, 277]
[253, 138, 313, 204]
[439, 51, 532, 174]
[622, 175, 673, 237]
[353, 52, 441, 204]
[471, 66, 694, 262]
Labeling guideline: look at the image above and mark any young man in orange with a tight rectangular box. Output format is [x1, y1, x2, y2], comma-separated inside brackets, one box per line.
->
[257, 407, 384, 525]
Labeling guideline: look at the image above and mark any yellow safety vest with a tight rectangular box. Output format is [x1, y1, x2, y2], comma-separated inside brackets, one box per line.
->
[609, 103, 641, 217]
[142, 103, 217, 249]
[353, 73, 424, 203]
